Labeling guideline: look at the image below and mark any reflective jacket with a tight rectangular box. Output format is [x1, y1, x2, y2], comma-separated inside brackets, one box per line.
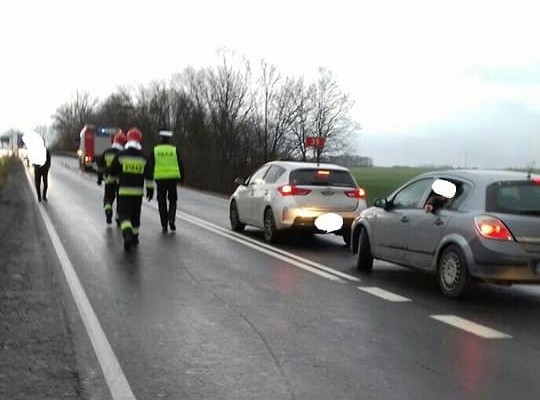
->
[148, 143, 185, 183]
[110, 147, 154, 196]
[96, 145, 122, 184]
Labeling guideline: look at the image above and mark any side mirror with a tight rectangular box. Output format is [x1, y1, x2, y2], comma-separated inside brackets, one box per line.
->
[234, 177, 245, 186]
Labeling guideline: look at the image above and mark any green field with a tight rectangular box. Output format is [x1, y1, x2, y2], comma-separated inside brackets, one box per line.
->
[350, 166, 540, 205]
[350, 166, 438, 205]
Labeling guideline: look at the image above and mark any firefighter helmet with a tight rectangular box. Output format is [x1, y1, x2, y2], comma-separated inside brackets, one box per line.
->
[126, 128, 143, 143]
[113, 132, 127, 146]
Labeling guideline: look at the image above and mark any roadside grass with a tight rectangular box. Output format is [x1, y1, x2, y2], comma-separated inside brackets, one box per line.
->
[0, 156, 13, 192]
[350, 166, 440, 205]
[351, 166, 540, 206]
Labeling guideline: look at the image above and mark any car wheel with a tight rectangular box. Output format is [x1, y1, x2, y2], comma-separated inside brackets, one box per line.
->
[356, 228, 373, 272]
[263, 207, 280, 242]
[437, 245, 469, 298]
[229, 201, 245, 232]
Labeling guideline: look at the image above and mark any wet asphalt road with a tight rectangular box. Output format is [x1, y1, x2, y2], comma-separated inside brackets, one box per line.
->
[40, 156, 540, 400]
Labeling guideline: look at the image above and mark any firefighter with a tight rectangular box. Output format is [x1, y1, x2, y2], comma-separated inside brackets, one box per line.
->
[96, 131, 127, 224]
[148, 130, 185, 233]
[110, 128, 154, 251]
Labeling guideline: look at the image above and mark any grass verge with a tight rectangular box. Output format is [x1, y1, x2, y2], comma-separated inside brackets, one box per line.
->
[0, 156, 13, 192]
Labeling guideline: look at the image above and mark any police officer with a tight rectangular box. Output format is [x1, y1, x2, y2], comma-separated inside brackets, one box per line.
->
[96, 131, 127, 224]
[110, 128, 154, 251]
[148, 130, 185, 233]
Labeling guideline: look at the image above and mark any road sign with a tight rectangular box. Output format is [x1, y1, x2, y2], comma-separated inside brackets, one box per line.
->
[305, 136, 325, 148]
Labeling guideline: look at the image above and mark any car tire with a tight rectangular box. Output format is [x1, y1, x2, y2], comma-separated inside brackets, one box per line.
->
[356, 228, 373, 272]
[437, 245, 470, 298]
[263, 207, 280, 243]
[229, 201, 245, 232]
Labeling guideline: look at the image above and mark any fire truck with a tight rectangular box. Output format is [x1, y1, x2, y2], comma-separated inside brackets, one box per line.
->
[78, 125, 120, 171]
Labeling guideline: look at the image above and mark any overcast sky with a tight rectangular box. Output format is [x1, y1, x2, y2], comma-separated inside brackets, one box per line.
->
[1, 0, 540, 167]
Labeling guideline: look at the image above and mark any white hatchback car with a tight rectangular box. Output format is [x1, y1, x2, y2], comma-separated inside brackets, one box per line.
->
[229, 161, 367, 243]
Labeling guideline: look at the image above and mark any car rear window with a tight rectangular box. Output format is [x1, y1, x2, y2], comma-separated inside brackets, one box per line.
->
[289, 168, 356, 187]
[486, 180, 540, 215]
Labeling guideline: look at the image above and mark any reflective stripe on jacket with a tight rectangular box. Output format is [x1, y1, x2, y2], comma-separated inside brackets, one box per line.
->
[110, 148, 154, 197]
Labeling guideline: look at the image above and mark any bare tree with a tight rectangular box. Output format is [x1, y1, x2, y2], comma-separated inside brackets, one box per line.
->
[203, 52, 253, 166]
[51, 91, 96, 151]
[251, 61, 298, 162]
[287, 78, 315, 161]
[94, 88, 136, 131]
[311, 68, 356, 160]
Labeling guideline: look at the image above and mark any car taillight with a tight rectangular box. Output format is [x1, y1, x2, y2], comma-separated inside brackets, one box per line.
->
[344, 187, 366, 199]
[278, 185, 311, 196]
[533, 177, 540, 185]
[474, 216, 514, 241]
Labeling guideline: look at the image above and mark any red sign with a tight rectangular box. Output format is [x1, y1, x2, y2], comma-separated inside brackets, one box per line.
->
[305, 136, 326, 148]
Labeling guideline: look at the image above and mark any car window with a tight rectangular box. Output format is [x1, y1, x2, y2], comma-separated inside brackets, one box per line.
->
[289, 168, 356, 187]
[445, 181, 471, 210]
[263, 165, 286, 184]
[246, 166, 269, 185]
[424, 179, 472, 211]
[392, 178, 433, 209]
[486, 180, 540, 215]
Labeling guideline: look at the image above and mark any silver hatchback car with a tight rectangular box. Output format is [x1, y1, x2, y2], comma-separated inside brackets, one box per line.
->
[351, 169, 540, 297]
[230, 161, 367, 243]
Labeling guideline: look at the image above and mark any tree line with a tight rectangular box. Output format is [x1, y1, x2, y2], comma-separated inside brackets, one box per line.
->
[51, 53, 359, 194]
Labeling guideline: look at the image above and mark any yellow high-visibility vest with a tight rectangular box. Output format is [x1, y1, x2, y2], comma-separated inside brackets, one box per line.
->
[153, 144, 181, 180]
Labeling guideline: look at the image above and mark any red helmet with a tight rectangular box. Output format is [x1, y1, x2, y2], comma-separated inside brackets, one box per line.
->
[126, 128, 143, 143]
[113, 132, 127, 146]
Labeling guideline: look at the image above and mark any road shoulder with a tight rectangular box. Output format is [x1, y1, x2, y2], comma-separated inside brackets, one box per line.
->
[0, 159, 81, 399]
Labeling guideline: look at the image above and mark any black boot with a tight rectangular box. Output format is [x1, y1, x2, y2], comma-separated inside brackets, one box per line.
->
[123, 230, 133, 251]
[105, 209, 112, 224]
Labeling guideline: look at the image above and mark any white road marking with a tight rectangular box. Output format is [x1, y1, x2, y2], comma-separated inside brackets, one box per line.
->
[67, 165, 349, 283]
[431, 315, 512, 339]
[25, 167, 137, 400]
[177, 210, 361, 283]
[144, 202, 345, 282]
[66, 163, 360, 284]
[357, 286, 412, 302]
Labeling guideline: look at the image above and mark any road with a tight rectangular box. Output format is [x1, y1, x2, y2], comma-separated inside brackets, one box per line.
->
[36, 156, 540, 400]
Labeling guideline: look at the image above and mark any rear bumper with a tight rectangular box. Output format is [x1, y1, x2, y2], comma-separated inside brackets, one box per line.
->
[287, 216, 354, 234]
[468, 238, 540, 283]
[470, 262, 540, 283]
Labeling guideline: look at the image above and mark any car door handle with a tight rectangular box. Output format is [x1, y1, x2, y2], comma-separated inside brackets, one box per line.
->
[434, 218, 444, 226]
[264, 190, 268, 195]
[400, 216, 409, 223]
[250, 190, 254, 196]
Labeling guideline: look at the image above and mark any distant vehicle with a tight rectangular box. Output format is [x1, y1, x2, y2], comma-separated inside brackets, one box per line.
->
[78, 125, 119, 171]
[350, 169, 540, 297]
[229, 161, 367, 244]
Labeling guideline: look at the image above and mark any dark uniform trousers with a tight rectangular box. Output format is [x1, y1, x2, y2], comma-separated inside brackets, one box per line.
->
[156, 179, 178, 227]
[34, 165, 49, 200]
[103, 182, 119, 215]
[118, 196, 143, 238]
